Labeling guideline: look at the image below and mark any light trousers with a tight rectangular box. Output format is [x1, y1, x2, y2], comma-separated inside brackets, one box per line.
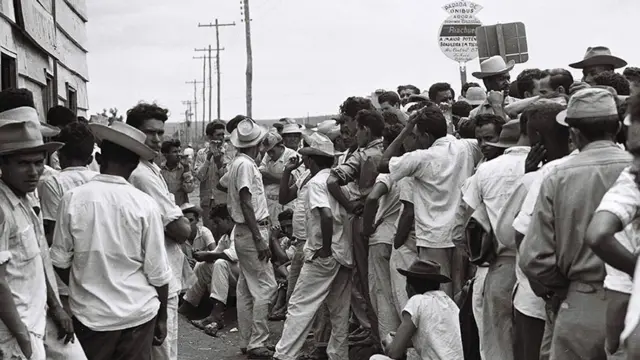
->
[234, 224, 277, 351]
[418, 247, 454, 297]
[472, 266, 489, 360]
[286, 241, 306, 302]
[481, 257, 516, 360]
[151, 295, 178, 360]
[183, 259, 239, 306]
[0, 333, 46, 360]
[369, 243, 399, 339]
[274, 257, 352, 360]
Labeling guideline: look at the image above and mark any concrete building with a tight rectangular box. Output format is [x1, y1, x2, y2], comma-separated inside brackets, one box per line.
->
[0, 0, 89, 120]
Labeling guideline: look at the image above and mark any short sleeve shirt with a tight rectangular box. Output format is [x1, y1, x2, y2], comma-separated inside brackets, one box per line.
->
[39, 166, 98, 221]
[226, 153, 269, 224]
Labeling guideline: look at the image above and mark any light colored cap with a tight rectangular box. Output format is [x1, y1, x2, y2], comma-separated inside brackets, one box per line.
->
[262, 131, 283, 151]
[556, 88, 618, 127]
[316, 119, 341, 141]
[299, 132, 335, 158]
[281, 123, 302, 134]
[230, 118, 269, 148]
[464, 87, 487, 106]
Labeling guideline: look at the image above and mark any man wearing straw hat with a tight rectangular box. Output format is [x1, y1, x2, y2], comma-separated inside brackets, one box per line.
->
[51, 121, 172, 360]
[227, 118, 277, 359]
[569, 46, 627, 85]
[469, 55, 518, 120]
[520, 88, 630, 359]
[281, 121, 303, 151]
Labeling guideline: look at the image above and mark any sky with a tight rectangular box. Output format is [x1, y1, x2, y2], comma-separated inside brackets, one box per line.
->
[86, 0, 639, 123]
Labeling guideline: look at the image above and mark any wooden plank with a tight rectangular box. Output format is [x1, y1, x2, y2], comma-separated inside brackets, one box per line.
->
[55, 0, 88, 50]
[56, 31, 88, 80]
[19, 0, 56, 55]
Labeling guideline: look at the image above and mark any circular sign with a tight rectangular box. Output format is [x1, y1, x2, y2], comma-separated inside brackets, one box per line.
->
[438, 1, 483, 63]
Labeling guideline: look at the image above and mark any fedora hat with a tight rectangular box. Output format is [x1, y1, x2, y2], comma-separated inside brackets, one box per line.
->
[397, 260, 452, 283]
[281, 123, 302, 135]
[89, 121, 156, 160]
[472, 56, 515, 79]
[230, 118, 269, 149]
[569, 46, 627, 69]
[463, 87, 487, 106]
[486, 119, 521, 148]
[316, 119, 341, 141]
[299, 132, 335, 158]
[0, 107, 63, 156]
[262, 131, 283, 152]
[0, 107, 60, 137]
[180, 202, 202, 216]
[556, 88, 618, 127]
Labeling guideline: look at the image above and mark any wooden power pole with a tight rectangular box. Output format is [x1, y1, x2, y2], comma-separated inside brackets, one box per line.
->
[199, 19, 235, 121]
[195, 47, 222, 123]
[241, 0, 253, 117]
[193, 55, 209, 137]
[185, 79, 203, 140]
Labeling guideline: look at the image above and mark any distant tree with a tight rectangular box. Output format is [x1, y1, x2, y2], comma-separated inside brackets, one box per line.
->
[99, 108, 123, 125]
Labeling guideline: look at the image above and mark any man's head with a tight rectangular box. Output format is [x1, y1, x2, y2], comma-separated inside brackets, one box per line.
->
[428, 83, 455, 104]
[524, 100, 569, 162]
[277, 209, 293, 238]
[354, 109, 385, 148]
[382, 123, 404, 153]
[461, 82, 481, 97]
[538, 68, 574, 98]
[263, 132, 285, 161]
[97, 140, 141, 178]
[582, 65, 614, 85]
[516, 68, 545, 98]
[181, 204, 202, 238]
[483, 73, 511, 93]
[624, 67, 640, 96]
[378, 91, 401, 111]
[563, 88, 620, 150]
[126, 102, 169, 152]
[206, 120, 226, 142]
[397, 85, 421, 105]
[281, 124, 302, 150]
[160, 139, 181, 166]
[227, 115, 247, 134]
[339, 97, 375, 133]
[411, 106, 448, 149]
[47, 106, 76, 129]
[57, 122, 95, 169]
[381, 110, 401, 125]
[473, 114, 506, 161]
[0, 88, 35, 113]
[592, 71, 631, 96]
[452, 101, 472, 118]
[335, 115, 355, 150]
[209, 204, 233, 238]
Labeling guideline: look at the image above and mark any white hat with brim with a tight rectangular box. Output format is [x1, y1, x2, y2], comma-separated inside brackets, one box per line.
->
[230, 118, 269, 149]
[281, 123, 302, 135]
[0, 107, 63, 155]
[472, 55, 515, 79]
[89, 121, 157, 160]
[180, 202, 202, 215]
[299, 132, 335, 158]
[556, 88, 619, 127]
[463, 87, 487, 106]
[40, 123, 60, 137]
[569, 46, 627, 69]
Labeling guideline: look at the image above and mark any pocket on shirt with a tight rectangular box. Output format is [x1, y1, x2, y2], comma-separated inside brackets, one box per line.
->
[13, 226, 41, 262]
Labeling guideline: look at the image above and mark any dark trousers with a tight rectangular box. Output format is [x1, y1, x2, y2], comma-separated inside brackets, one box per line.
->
[351, 215, 380, 341]
[73, 316, 157, 360]
[513, 309, 545, 360]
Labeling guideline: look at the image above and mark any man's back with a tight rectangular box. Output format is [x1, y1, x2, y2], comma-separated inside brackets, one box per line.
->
[39, 166, 98, 221]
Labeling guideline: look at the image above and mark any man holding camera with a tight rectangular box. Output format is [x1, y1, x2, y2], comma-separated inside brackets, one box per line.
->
[194, 121, 227, 231]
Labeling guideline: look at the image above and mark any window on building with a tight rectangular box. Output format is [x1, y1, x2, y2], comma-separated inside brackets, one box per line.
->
[43, 73, 55, 113]
[66, 83, 77, 115]
[1, 54, 17, 90]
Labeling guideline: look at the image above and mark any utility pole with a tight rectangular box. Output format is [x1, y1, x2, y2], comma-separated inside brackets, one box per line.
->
[193, 55, 209, 138]
[199, 19, 235, 121]
[195, 46, 224, 123]
[241, 0, 253, 117]
[185, 80, 202, 139]
[181, 100, 194, 145]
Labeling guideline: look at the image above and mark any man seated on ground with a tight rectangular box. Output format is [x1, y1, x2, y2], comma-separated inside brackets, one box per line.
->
[269, 209, 297, 320]
[180, 203, 217, 268]
[178, 204, 239, 337]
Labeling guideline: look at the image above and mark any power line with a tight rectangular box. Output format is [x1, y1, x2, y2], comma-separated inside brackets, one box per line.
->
[195, 46, 224, 123]
[198, 19, 235, 121]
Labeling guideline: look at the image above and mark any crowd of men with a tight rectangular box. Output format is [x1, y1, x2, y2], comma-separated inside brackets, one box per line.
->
[3, 44, 640, 360]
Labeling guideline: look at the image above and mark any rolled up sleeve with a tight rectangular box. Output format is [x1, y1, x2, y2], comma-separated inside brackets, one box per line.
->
[595, 167, 640, 227]
[130, 167, 183, 226]
[142, 207, 172, 287]
[389, 151, 423, 184]
[50, 194, 74, 269]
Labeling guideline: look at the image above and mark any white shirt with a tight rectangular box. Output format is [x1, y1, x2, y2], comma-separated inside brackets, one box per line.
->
[213, 230, 238, 262]
[38, 166, 98, 221]
[389, 136, 481, 248]
[50, 175, 172, 332]
[462, 146, 530, 256]
[226, 153, 269, 224]
[191, 226, 216, 252]
[594, 167, 640, 294]
[403, 291, 463, 360]
[259, 147, 301, 199]
[370, 174, 401, 246]
[292, 169, 311, 240]
[129, 160, 187, 295]
[397, 178, 418, 252]
[303, 169, 353, 267]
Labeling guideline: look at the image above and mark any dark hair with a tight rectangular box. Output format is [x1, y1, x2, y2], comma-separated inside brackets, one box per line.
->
[428, 82, 455, 102]
[567, 117, 620, 141]
[100, 140, 140, 168]
[355, 109, 385, 137]
[451, 101, 472, 118]
[624, 67, 640, 82]
[516, 68, 544, 98]
[277, 209, 294, 222]
[508, 81, 520, 98]
[461, 82, 481, 95]
[126, 102, 169, 130]
[0, 88, 35, 113]
[543, 68, 574, 94]
[378, 91, 400, 107]
[519, 111, 529, 136]
[339, 97, 375, 119]
[473, 114, 506, 135]
[593, 72, 631, 96]
[227, 115, 247, 133]
[210, 204, 230, 220]
[309, 155, 334, 169]
[47, 106, 76, 128]
[58, 122, 95, 161]
[523, 101, 567, 137]
[397, 85, 420, 95]
[406, 276, 441, 294]
[77, 116, 88, 124]
[381, 110, 401, 125]
[458, 118, 476, 139]
[206, 120, 226, 136]
[382, 123, 404, 144]
[413, 107, 447, 139]
[333, 114, 350, 125]
[407, 100, 436, 114]
[160, 139, 181, 154]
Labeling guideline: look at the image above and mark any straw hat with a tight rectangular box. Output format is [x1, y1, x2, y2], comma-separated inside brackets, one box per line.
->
[486, 119, 521, 148]
[262, 131, 283, 152]
[89, 121, 156, 160]
[397, 260, 452, 283]
[556, 88, 618, 127]
[463, 87, 487, 106]
[316, 119, 341, 141]
[281, 123, 302, 135]
[0, 106, 61, 138]
[180, 203, 202, 216]
[230, 118, 268, 149]
[472, 56, 515, 79]
[0, 107, 63, 155]
[569, 46, 627, 69]
[299, 132, 335, 158]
